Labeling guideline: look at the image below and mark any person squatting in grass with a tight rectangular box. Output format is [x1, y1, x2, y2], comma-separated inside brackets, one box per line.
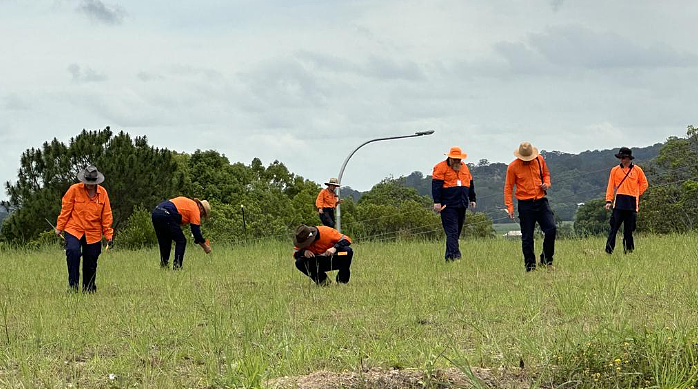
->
[504, 142, 556, 272]
[431, 147, 477, 261]
[151, 196, 212, 269]
[292, 224, 353, 285]
[605, 147, 649, 254]
[315, 178, 341, 228]
[55, 165, 113, 293]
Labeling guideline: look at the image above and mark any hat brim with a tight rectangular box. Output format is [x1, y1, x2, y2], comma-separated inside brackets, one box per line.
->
[293, 226, 318, 249]
[444, 153, 467, 159]
[77, 171, 105, 185]
[193, 199, 210, 219]
[615, 153, 635, 160]
[514, 147, 539, 162]
[325, 182, 340, 187]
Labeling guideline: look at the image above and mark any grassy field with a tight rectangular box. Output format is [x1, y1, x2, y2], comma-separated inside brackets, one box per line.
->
[1, 234, 698, 388]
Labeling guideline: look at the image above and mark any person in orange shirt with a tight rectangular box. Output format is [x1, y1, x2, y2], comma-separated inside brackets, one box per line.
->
[504, 142, 556, 272]
[315, 178, 340, 227]
[55, 165, 114, 292]
[604, 147, 649, 254]
[431, 147, 476, 261]
[151, 196, 212, 269]
[292, 224, 353, 285]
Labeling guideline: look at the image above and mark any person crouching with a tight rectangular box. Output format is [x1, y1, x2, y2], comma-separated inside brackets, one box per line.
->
[292, 224, 353, 285]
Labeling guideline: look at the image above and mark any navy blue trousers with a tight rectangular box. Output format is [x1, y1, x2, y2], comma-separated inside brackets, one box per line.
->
[152, 208, 187, 269]
[319, 208, 336, 228]
[295, 247, 353, 284]
[518, 198, 556, 271]
[440, 206, 466, 260]
[64, 232, 101, 292]
[606, 209, 637, 254]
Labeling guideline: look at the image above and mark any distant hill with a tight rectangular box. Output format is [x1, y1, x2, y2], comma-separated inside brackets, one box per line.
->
[352, 143, 663, 222]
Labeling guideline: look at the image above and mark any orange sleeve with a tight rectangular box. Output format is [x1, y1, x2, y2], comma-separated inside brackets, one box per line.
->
[605, 168, 615, 203]
[56, 185, 76, 231]
[504, 163, 516, 213]
[331, 228, 351, 244]
[315, 189, 325, 209]
[541, 157, 551, 188]
[432, 163, 445, 180]
[101, 189, 114, 240]
[638, 167, 649, 196]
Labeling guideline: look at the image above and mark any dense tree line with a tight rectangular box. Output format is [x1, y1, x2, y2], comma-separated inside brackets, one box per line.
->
[1, 128, 495, 247]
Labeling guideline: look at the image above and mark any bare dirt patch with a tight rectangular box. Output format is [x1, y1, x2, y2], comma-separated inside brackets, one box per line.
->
[266, 367, 531, 389]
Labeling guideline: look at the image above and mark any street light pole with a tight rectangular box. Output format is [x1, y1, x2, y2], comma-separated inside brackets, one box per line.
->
[335, 130, 435, 232]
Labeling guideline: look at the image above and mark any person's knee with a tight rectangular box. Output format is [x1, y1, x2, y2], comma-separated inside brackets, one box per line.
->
[544, 226, 557, 237]
[295, 258, 309, 274]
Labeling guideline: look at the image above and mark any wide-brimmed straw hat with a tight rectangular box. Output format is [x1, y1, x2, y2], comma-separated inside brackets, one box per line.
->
[77, 165, 105, 185]
[513, 142, 539, 162]
[293, 224, 318, 249]
[614, 147, 634, 160]
[444, 147, 467, 159]
[325, 178, 340, 187]
[194, 198, 211, 219]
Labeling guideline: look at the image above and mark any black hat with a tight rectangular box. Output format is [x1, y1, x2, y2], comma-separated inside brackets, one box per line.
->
[77, 165, 105, 184]
[614, 147, 634, 160]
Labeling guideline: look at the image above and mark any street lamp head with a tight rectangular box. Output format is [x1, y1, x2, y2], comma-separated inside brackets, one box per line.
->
[415, 130, 435, 136]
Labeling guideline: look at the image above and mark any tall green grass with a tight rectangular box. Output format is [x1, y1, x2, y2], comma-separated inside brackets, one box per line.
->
[1, 234, 698, 388]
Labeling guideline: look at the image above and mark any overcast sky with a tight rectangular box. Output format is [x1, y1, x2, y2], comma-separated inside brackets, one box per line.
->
[1, 0, 696, 199]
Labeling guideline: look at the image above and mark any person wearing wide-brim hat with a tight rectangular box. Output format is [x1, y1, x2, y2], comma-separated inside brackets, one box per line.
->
[292, 224, 353, 285]
[431, 147, 477, 261]
[151, 196, 212, 269]
[55, 165, 114, 292]
[604, 147, 648, 254]
[315, 178, 341, 228]
[504, 142, 556, 272]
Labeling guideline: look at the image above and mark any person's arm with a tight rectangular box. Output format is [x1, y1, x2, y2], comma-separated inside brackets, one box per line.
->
[190, 224, 205, 244]
[468, 179, 476, 203]
[315, 190, 325, 212]
[541, 157, 551, 188]
[432, 164, 444, 212]
[638, 167, 649, 196]
[101, 190, 114, 244]
[56, 186, 75, 233]
[504, 164, 515, 216]
[605, 168, 615, 209]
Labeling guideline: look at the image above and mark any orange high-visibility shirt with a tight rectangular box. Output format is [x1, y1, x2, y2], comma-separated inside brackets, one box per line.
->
[56, 183, 114, 244]
[605, 164, 648, 211]
[504, 155, 551, 213]
[432, 160, 473, 188]
[315, 188, 338, 209]
[169, 197, 201, 225]
[294, 226, 351, 256]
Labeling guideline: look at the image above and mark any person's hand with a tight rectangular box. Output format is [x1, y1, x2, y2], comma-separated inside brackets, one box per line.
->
[336, 198, 342, 204]
[318, 208, 324, 214]
[605, 202, 612, 210]
[55, 228, 62, 237]
[433, 203, 442, 213]
[470, 202, 476, 209]
[200, 242, 212, 254]
[508, 210, 515, 220]
[540, 183, 548, 191]
[105, 239, 113, 249]
[303, 250, 315, 258]
[324, 247, 337, 256]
